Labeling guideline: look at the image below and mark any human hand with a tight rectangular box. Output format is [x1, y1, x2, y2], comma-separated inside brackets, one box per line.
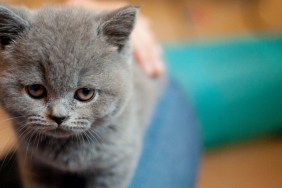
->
[66, 0, 165, 76]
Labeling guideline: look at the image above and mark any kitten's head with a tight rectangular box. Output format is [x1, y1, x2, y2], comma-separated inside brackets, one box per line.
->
[0, 5, 138, 139]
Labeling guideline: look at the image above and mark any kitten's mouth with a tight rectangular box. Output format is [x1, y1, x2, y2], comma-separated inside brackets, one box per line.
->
[45, 128, 74, 138]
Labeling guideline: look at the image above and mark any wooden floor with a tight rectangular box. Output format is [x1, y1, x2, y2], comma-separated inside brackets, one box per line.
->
[1, 0, 282, 188]
[198, 138, 282, 188]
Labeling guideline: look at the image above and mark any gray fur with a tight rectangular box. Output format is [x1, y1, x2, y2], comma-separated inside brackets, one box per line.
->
[0, 4, 165, 188]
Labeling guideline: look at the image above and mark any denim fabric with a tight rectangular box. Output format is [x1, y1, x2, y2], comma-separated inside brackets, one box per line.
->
[130, 80, 202, 188]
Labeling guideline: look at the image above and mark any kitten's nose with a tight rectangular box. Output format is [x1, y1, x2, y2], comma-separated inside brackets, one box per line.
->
[51, 116, 69, 125]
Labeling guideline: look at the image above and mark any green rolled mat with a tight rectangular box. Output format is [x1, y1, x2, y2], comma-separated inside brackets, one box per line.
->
[164, 34, 282, 148]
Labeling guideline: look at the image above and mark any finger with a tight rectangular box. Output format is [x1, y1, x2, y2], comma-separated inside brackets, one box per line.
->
[134, 40, 165, 77]
[133, 43, 153, 75]
[141, 29, 165, 76]
[134, 16, 165, 76]
[150, 43, 165, 76]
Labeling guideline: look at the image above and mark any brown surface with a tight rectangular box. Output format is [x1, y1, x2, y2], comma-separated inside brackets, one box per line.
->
[129, 0, 282, 41]
[0, 0, 282, 188]
[198, 139, 282, 188]
[3, 0, 282, 42]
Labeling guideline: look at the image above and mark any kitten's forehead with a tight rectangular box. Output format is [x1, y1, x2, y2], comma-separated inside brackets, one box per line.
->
[32, 7, 100, 38]
[28, 7, 105, 60]
[13, 7, 113, 92]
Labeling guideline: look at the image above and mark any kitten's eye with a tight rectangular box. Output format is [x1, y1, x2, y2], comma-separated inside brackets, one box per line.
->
[25, 84, 47, 99]
[75, 88, 96, 102]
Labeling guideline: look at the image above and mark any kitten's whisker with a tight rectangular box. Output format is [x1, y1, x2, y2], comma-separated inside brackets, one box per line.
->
[35, 132, 41, 153]
[28, 130, 38, 162]
[0, 124, 14, 131]
[84, 132, 93, 144]
[87, 130, 99, 144]
[17, 126, 31, 142]
[0, 115, 26, 124]
[76, 133, 81, 144]
[82, 131, 90, 142]
[78, 133, 84, 146]
[88, 130, 103, 146]
[90, 129, 104, 144]
[7, 143, 20, 173]
[0, 119, 29, 137]
[74, 132, 80, 144]
[14, 121, 29, 132]
[82, 133, 86, 147]
[26, 129, 37, 162]
[20, 128, 34, 164]
[32, 131, 40, 160]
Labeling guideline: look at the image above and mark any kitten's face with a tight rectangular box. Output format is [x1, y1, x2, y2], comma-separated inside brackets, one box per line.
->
[0, 6, 137, 139]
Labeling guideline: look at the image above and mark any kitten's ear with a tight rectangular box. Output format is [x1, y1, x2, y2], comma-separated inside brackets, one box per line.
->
[0, 5, 29, 47]
[98, 5, 139, 49]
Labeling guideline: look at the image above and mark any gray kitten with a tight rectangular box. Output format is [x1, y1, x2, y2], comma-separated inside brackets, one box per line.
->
[0, 4, 164, 188]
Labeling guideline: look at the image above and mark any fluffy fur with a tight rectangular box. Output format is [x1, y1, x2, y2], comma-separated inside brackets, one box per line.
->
[0, 4, 164, 188]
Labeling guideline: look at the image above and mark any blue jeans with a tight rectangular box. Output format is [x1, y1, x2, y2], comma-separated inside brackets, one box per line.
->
[130, 81, 202, 188]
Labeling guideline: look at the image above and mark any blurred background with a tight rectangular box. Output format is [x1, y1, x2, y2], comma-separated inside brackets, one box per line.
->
[0, 0, 282, 187]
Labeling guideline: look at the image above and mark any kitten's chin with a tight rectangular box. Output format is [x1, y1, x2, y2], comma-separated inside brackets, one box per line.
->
[43, 127, 86, 139]
[44, 128, 74, 138]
